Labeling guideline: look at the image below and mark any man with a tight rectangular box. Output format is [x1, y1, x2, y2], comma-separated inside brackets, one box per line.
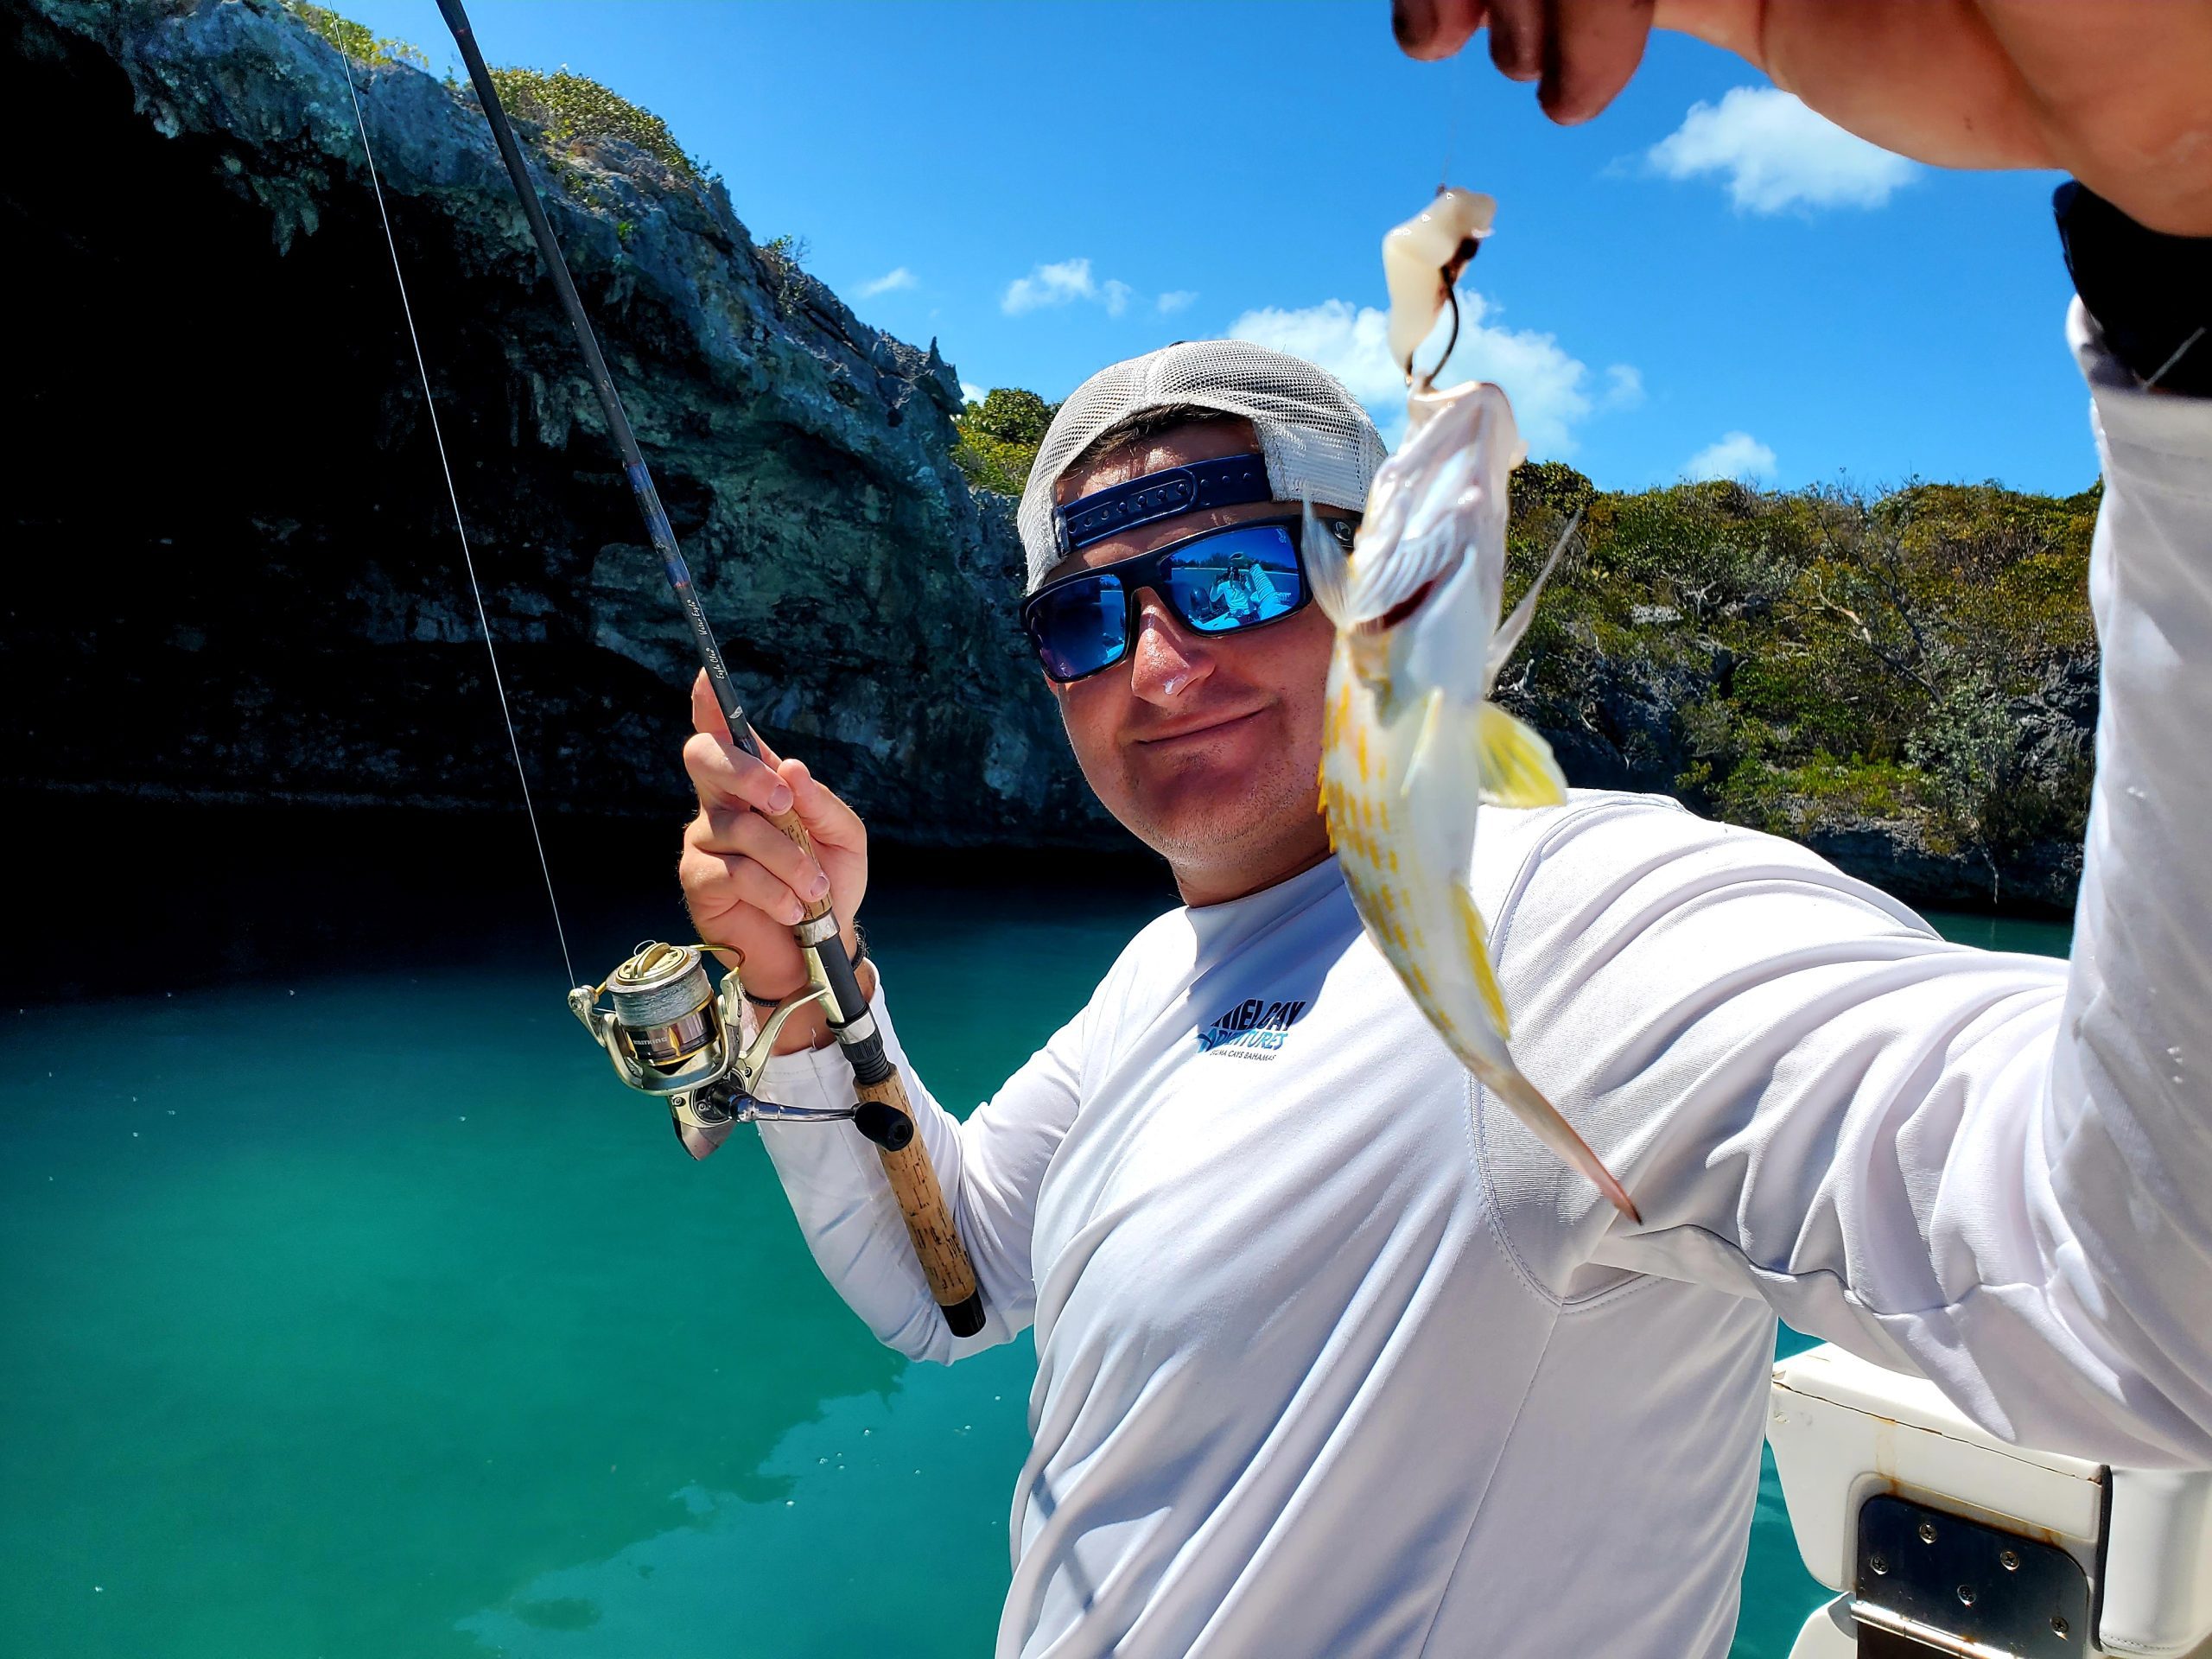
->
[679, 7, 2212, 1654]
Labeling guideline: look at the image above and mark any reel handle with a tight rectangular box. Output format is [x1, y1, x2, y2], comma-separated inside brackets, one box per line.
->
[760, 799, 986, 1339]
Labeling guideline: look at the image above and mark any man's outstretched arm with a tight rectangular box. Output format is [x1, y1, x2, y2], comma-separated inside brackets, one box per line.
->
[1487, 306, 2212, 1465]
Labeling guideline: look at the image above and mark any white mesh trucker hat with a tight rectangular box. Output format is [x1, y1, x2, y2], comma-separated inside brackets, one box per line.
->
[1015, 340, 1389, 594]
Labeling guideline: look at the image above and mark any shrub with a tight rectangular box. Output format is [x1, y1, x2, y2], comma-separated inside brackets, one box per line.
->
[284, 1, 427, 68]
[758, 234, 812, 316]
[482, 66, 698, 181]
[953, 388, 1062, 495]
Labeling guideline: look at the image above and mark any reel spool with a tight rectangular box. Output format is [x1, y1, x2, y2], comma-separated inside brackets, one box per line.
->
[569, 941, 912, 1161]
[573, 941, 733, 1096]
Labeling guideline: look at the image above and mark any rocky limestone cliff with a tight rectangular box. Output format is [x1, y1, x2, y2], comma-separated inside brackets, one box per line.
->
[3, 0, 1121, 847]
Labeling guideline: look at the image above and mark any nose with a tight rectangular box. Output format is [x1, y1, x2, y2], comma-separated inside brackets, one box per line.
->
[1125, 586, 1216, 705]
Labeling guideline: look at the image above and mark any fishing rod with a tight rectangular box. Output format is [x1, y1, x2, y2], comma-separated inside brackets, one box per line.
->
[416, 0, 984, 1337]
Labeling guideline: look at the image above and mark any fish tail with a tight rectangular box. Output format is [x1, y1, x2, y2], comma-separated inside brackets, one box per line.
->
[1486, 1063, 1642, 1224]
[1476, 702, 1567, 809]
[1447, 887, 1637, 1220]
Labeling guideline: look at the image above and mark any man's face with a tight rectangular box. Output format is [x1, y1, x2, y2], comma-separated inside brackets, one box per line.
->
[1042, 418, 1349, 901]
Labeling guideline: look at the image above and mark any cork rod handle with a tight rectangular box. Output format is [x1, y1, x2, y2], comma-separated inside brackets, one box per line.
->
[855, 1070, 984, 1313]
[766, 803, 985, 1336]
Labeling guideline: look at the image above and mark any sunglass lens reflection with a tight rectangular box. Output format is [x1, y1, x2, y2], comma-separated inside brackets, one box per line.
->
[1164, 529, 1303, 635]
[1033, 572, 1128, 681]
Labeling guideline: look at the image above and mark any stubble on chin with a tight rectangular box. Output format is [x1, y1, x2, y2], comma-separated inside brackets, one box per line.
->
[1121, 720, 1321, 864]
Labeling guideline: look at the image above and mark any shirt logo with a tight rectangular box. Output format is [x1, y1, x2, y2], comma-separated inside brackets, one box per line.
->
[1195, 995, 1308, 1059]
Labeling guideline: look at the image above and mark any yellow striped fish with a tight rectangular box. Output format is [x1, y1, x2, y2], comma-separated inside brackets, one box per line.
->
[1304, 368, 1638, 1223]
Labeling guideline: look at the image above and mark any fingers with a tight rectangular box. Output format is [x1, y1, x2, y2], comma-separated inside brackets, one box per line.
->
[698, 804, 830, 899]
[1649, 0, 1763, 72]
[685, 810, 828, 925]
[1540, 0, 1656, 124]
[681, 838, 804, 931]
[780, 758, 866, 855]
[683, 728, 793, 817]
[1395, 0, 1485, 60]
[687, 673, 804, 813]
[1394, 0, 1658, 125]
[1485, 0, 1542, 79]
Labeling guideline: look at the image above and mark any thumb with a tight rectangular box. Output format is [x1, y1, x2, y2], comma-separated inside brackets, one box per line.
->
[692, 675, 786, 769]
[779, 757, 865, 853]
[690, 671, 732, 741]
[1650, 0, 1766, 74]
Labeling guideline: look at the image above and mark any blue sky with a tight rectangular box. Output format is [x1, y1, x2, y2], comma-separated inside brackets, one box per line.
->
[340, 0, 2094, 496]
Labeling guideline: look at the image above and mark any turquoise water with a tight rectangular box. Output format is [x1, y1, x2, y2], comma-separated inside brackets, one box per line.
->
[0, 878, 2069, 1657]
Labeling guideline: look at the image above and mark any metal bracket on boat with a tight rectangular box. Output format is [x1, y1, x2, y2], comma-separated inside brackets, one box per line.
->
[569, 941, 911, 1160]
[1850, 1495, 2089, 1658]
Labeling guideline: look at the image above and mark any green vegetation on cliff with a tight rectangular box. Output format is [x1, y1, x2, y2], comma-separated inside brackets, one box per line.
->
[954, 387, 1059, 496]
[1500, 462, 2099, 900]
[481, 65, 698, 181]
[283, 1, 425, 68]
[283, 3, 696, 181]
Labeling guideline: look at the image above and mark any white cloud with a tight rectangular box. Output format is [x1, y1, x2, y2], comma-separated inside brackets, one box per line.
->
[857, 266, 917, 297]
[1601, 364, 1644, 410]
[1648, 86, 1918, 213]
[960, 380, 986, 408]
[1226, 291, 1631, 458]
[1685, 430, 1777, 482]
[1156, 289, 1199, 316]
[1003, 257, 1094, 314]
[1001, 256, 1141, 318]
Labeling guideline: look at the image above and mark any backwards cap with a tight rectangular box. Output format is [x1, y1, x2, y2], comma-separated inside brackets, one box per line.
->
[1016, 340, 1389, 594]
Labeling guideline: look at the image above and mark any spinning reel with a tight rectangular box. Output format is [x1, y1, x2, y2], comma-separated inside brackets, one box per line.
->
[569, 941, 915, 1161]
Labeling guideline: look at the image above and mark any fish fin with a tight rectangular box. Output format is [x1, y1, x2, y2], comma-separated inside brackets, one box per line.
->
[1450, 886, 1510, 1040]
[1400, 687, 1448, 801]
[1301, 500, 1354, 628]
[1486, 505, 1580, 688]
[1476, 702, 1567, 809]
[1486, 1065, 1642, 1224]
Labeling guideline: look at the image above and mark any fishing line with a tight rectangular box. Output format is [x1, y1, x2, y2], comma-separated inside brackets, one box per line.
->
[2147, 325, 2206, 391]
[337, 49, 576, 990]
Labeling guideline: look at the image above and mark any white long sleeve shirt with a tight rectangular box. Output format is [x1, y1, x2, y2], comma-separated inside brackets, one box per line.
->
[753, 304, 2212, 1658]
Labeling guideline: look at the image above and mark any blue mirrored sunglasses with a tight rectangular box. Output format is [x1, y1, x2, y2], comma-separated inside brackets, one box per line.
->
[1020, 517, 1351, 684]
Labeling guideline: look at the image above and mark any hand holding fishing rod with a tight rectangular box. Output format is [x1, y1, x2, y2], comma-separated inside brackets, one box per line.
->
[431, 0, 982, 1337]
[680, 683, 868, 1052]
